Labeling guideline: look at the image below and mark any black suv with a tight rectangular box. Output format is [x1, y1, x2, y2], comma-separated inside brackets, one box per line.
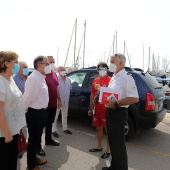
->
[66, 67, 167, 140]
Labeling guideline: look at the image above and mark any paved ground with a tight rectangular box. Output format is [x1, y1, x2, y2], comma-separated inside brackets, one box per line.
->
[17, 112, 170, 170]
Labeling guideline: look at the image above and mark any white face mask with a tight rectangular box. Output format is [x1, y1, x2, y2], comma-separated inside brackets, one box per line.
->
[50, 63, 56, 70]
[99, 70, 107, 77]
[59, 71, 66, 76]
[109, 63, 117, 72]
[44, 65, 52, 74]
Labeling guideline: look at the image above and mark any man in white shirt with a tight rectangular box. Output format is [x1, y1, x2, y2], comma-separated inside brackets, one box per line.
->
[52, 66, 72, 137]
[24, 56, 49, 170]
[102, 53, 139, 170]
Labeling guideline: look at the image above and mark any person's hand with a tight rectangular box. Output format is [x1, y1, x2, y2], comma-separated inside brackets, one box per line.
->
[94, 83, 100, 91]
[58, 101, 62, 108]
[5, 132, 13, 143]
[88, 109, 93, 116]
[105, 100, 115, 109]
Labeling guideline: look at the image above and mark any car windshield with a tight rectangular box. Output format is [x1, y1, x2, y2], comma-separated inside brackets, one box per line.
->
[67, 72, 87, 87]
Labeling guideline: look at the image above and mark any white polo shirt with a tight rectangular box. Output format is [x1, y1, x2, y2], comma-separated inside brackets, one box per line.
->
[108, 69, 139, 107]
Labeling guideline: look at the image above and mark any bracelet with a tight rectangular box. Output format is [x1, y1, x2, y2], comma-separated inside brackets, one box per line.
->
[114, 101, 120, 108]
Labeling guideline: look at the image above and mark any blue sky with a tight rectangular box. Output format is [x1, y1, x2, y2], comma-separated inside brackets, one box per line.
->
[0, 0, 170, 71]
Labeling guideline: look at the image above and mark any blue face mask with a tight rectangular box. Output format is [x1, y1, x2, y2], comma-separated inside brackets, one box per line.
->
[23, 68, 29, 76]
[12, 64, 20, 74]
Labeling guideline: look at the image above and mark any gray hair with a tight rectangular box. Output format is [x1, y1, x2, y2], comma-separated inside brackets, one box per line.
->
[18, 61, 27, 66]
[47, 56, 53, 59]
[33, 56, 47, 69]
[111, 53, 126, 66]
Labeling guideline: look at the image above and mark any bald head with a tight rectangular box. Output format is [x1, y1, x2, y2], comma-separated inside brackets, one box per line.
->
[58, 66, 66, 77]
[58, 66, 65, 72]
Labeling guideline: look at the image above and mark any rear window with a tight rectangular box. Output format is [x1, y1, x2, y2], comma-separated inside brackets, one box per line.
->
[137, 72, 161, 89]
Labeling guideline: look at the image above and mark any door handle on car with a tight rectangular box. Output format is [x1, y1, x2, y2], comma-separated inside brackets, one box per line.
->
[72, 92, 81, 96]
[80, 96, 87, 102]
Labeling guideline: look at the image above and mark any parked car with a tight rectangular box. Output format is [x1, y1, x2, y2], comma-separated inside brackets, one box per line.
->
[66, 67, 167, 140]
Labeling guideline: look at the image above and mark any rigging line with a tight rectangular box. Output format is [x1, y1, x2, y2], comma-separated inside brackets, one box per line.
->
[125, 44, 131, 68]
[64, 21, 76, 67]
[107, 35, 115, 64]
[76, 31, 84, 66]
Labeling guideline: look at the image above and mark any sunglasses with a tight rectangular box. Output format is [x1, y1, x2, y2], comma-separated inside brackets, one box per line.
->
[97, 67, 107, 71]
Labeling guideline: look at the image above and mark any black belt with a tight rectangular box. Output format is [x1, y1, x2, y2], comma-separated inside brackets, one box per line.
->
[29, 107, 46, 111]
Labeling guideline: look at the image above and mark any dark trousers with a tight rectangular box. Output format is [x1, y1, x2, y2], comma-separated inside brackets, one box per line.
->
[0, 134, 18, 170]
[26, 108, 46, 169]
[45, 107, 57, 142]
[106, 108, 128, 170]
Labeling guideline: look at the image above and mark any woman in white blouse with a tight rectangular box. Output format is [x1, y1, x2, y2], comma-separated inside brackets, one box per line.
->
[0, 51, 26, 170]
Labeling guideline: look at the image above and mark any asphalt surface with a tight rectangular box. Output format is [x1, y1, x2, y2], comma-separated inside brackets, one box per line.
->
[17, 112, 170, 170]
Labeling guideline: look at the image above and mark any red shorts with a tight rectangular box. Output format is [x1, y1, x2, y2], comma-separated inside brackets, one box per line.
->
[92, 107, 107, 130]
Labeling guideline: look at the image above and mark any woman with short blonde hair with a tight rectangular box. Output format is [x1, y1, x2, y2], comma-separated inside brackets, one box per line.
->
[0, 51, 26, 170]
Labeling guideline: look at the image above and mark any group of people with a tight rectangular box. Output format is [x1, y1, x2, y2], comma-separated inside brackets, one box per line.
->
[0, 51, 139, 170]
[0, 51, 72, 170]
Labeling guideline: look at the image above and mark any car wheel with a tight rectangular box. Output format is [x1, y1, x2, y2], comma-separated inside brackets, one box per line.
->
[125, 116, 135, 141]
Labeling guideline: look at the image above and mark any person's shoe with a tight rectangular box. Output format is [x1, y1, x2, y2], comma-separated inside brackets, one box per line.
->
[17, 153, 23, 158]
[45, 139, 60, 146]
[52, 131, 59, 138]
[89, 147, 103, 152]
[35, 158, 47, 165]
[102, 166, 112, 170]
[26, 166, 46, 170]
[101, 151, 110, 159]
[36, 148, 46, 156]
[63, 129, 72, 134]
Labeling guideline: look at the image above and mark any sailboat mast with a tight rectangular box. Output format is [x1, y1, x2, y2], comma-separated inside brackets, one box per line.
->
[148, 46, 151, 71]
[74, 19, 77, 69]
[57, 46, 59, 68]
[113, 35, 115, 54]
[124, 41, 125, 55]
[83, 20, 86, 68]
[115, 31, 117, 54]
[152, 53, 154, 71]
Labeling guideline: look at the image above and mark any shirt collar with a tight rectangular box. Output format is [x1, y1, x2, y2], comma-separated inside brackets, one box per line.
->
[34, 70, 46, 79]
[113, 68, 126, 77]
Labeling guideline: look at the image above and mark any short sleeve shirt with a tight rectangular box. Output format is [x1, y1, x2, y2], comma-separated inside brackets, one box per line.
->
[0, 75, 26, 137]
[108, 69, 139, 107]
[13, 74, 25, 94]
[91, 76, 111, 109]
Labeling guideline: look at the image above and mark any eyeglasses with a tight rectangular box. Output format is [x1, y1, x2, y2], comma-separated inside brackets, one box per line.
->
[40, 62, 49, 66]
[97, 67, 107, 71]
